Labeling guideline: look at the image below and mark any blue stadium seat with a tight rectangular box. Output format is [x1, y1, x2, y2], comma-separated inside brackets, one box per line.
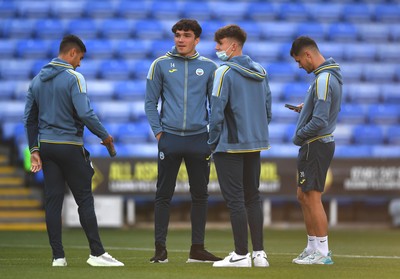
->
[123, 143, 158, 158]
[2, 20, 35, 38]
[211, 2, 249, 21]
[363, 63, 397, 83]
[266, 143, 298, 158]
[234, 21, 263, 41]
[116, 40, 151, 59]
[94, 101, 132, 122]
[16, 40, 50, 59]
[116, 1, 149, 19]
[77, 60, 100, 80]
[268, 123, 289, 144]
[372, 145, 400, 158]
[309, 3, 342, 23]
[130, 101, 146, 122]
[368, 104, 400, 125]
[149, 40, 174, 59]
[261, 22, 296, 42]
[117, 122, 151, 143]
[381, 84, 400, 103]
[346, 83, 381, 104]
[114, 80, 146, 101]
[317, 43, 345, 62]
[352, 125, 384, 145]
[334, 145, 372, 158]
[342, 4, 372, 23]
[246, 42, 283, 63]
[247, 2, 276, 21]
[50, 1, 85, 18]
[333, 124, 354, 145]
[390, 25, 400, 42]
[100, 19, 134, 39]
[67, 19, 99, 40]
[343, 43, 377, 62]
[17, 1, 50, 18]
[282, 82, 309, 104]
[13, 81, 31, 100]
[278, 3, 310, 22]
[99, 60, 131, 80]
[338, 103, 367, 124]
[0, 2, 16, 18]
[0, 60, 34, 80]
[357, 24, 391, 42]
[339, 63, 364, 83]
[271, 104, 299, 124]
[374, 4, 400, 23]
[266, 62, 297, 82]
[151, 1, 181, 19]
[134, 20, 165, 40]
[35, 19, 65, 39]
[0, 101, 25, 122]
[386, 125, 400, 145]
[328, 23, 358, 42]
[181, 2, 213, 21]
[0, 81, 16, 100]
[376, 44, 400, 63]
[295, 23, 326, 42]
[86, 81, 114, 101]
[0, 40, 16, 58]
[84, 1, 115, 18]
[195, 40, 217, 59]
[130, 59, 153, 80]
[1, 121, 21, 141]
[31, 59, 49, 77]
[201, 21, 226, 40]
[268, 82, 285, 102]
[83, 40, 114, 59]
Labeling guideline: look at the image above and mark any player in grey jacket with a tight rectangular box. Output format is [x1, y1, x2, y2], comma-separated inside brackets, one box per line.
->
[289, 36, 343, 266]
[209, 24, 272, 268]
[24, 35, 123, 267]
[145, 19, 221, 264]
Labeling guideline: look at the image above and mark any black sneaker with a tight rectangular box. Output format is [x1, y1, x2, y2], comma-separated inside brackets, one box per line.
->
[150, 243, 168, 263]
[186, 244, 222, 263]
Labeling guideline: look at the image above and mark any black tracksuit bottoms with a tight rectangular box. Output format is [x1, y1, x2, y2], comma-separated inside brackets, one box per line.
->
[213, 151, 264, 255]
[154, 132, 210, 246]
[40, 143, 105, 259]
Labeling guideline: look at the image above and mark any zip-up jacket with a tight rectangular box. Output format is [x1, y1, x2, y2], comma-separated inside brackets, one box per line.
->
[24, 57, 108, 153]
[293, 57, 343, 146]
[208, 55, 272, 153]
[145, 46, 218, 137]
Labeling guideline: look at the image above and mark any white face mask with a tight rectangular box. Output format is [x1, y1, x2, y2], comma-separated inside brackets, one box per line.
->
[216, 43, 233, 61]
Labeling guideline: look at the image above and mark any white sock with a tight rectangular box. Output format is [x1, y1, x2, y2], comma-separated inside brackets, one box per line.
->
[306, 235, 316, 253]
[316, 236, 329, 256]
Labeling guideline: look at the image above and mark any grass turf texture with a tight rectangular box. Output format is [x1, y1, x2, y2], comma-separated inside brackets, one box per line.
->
[0, 227, 399, 279]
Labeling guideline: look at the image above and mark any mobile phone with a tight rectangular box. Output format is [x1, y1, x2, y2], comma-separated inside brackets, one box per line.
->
[284, 104, 298, 110]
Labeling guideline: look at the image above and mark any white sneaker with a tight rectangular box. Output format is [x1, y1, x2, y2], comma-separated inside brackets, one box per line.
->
[292, 248, 312, 263]
[294, 250, 334, 265]
[212, 251, 251, 267]
[87, 252, 124, 267]
[52, 257, 67, 267]
[252, 251, 269, 267]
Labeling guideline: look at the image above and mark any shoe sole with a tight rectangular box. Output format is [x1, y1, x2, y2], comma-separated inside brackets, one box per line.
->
[186, 259, 216, 263]
[87, 259, 124, 266]
[150, 259, 168, 264]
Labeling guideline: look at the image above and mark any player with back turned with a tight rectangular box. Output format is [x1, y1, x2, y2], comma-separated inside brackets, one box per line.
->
[23, 34, 123, 267]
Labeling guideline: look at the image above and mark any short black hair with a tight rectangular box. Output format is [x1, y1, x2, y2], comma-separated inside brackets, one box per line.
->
[214, 24, 247, 47]
[59, 34, 86, 54]
[290, 36, 319, 57]
[171, 19, 202, 38]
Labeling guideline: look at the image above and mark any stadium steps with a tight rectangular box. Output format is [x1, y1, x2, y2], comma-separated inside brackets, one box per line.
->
[0, 148, 46, 231]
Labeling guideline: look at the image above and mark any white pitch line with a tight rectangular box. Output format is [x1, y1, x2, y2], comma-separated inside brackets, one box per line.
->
[1, 244, 399, 260]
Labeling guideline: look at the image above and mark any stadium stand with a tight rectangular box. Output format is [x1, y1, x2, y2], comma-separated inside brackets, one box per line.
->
[0, 0, 398, 161]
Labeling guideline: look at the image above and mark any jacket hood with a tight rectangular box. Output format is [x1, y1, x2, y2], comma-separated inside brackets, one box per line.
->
[223, 55, 266, 82]
[39, 58, 74, 82]
[167, 46, 200, 59]
[313, 57, 343, 85]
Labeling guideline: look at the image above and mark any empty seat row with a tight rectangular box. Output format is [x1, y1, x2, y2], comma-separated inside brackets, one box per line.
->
[1, 1, 399, 24]
[1, 18, 400, 43]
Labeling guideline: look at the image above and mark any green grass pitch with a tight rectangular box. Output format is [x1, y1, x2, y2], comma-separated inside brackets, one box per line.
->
[0, 227, 399, 279]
